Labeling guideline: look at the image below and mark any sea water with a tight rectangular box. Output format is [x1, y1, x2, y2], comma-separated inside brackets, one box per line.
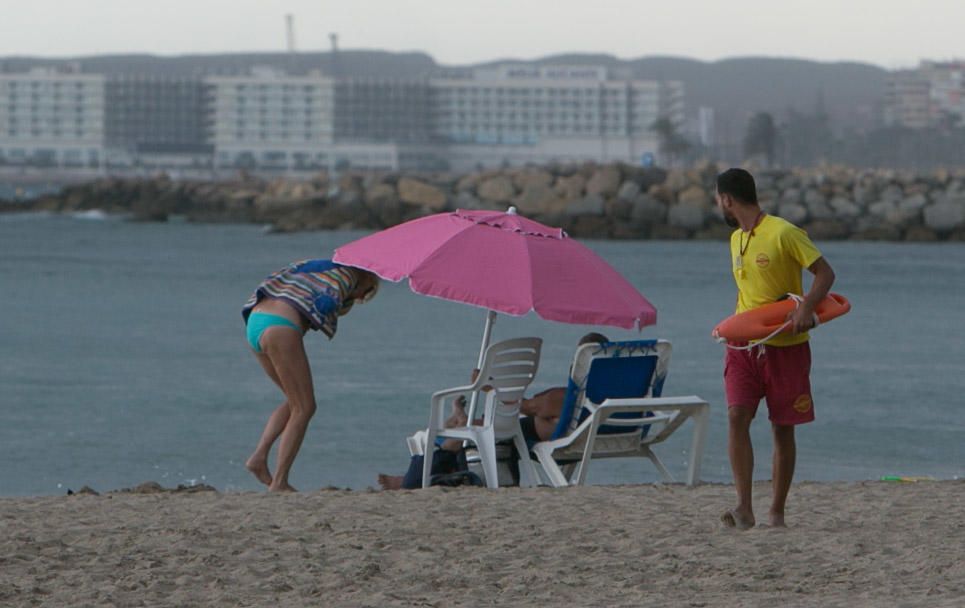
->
[1, 213, 963, 496]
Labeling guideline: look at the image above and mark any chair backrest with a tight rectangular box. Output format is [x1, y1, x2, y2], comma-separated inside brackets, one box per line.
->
[476, 337, 542, 439]
[550, 339, 672, 441]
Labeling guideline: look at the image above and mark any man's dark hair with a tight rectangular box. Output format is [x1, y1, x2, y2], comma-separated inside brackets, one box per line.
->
[578, 332, 609, 346]
[716, 168, 758, 205]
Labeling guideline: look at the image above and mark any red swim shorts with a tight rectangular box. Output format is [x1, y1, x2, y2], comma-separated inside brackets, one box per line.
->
[723, 341, 814, 425]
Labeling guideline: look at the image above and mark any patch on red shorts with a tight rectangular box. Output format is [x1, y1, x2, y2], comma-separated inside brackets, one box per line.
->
[792, 394, 813, 413]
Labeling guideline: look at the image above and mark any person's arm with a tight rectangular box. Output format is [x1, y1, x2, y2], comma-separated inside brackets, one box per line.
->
[789, 257, 835, 334]
[520, 387, 566, 419]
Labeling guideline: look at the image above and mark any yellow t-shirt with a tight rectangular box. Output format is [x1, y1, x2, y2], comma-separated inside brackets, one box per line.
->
[729, 214, 823, 346]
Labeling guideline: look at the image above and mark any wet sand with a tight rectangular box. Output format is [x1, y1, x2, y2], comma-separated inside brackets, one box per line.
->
[1, 480, 963, 607]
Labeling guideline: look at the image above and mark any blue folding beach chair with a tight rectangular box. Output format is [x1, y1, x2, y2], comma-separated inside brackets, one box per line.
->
[530, 339, 709, 487]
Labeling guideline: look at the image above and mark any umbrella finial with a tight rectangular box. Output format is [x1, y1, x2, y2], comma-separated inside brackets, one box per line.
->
[507, 206, 518, 215]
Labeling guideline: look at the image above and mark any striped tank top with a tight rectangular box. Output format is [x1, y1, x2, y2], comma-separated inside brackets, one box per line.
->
[242, 259, 358, 339]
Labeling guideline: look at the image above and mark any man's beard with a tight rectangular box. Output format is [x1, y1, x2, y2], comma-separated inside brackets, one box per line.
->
[722, 211, 740, 228]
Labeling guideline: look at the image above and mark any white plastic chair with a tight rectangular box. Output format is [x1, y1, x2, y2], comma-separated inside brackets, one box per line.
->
[530, 339, 710, 487]
[422, 337, 542, 489]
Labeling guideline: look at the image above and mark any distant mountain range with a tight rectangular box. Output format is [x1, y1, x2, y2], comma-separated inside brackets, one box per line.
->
[1, 51, 889, 140]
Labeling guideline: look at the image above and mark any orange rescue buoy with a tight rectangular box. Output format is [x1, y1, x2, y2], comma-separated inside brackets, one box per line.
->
[713, 293, 851, 343]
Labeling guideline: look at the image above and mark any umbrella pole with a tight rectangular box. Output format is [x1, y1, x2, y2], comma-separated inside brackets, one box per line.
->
[467, 310, 497, 422]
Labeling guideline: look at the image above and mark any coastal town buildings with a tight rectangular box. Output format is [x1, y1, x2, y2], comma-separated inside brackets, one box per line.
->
[884, 60, 965, 129]
[207, 67, 337, 172]
[0, 62, 684, 174]
[430, 64, 683, 171]
[104, 75, 211, 170]
[0, 67, 106, 169]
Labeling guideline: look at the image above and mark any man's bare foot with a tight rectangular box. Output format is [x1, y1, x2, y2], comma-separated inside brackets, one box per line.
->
[268, 482, 297, 492]
[769, 511, 787, 528]
[377, 474, 404, 491]
[721, 507, 756, 530]
[245, 455, 273, 486]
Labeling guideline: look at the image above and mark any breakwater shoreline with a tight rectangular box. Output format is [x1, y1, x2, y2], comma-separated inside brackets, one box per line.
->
[4, 163, 965, 241]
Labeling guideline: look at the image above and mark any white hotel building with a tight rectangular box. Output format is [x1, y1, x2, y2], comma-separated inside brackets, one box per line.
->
[208, 67, 335, 171]
[430, 65, 684, 171]
[208, 67, 399, 172]
[0, 68, 105, 168]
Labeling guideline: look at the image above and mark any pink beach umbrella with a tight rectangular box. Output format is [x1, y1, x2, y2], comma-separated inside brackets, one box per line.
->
[333, 207, 657, 371]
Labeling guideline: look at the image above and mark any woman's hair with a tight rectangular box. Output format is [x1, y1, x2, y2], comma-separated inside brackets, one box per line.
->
[356, 269, 380, 303]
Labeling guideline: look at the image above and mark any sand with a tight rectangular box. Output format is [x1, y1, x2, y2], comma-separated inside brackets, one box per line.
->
[1, 480, 963, 607]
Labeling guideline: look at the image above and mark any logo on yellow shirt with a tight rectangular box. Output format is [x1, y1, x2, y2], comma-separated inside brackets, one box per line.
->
[755, 253, 771, 268]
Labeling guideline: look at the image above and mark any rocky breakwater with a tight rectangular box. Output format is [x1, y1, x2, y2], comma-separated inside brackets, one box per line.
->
[11, 164, 965, 241]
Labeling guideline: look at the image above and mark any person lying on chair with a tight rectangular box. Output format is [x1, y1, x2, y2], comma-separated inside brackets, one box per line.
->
[516, 332, 608, 446]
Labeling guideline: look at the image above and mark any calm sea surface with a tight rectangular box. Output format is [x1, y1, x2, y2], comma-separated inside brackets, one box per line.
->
[1, 213, 963, 496]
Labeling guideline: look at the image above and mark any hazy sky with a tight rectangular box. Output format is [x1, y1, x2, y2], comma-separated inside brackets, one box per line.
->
[1, 0, 962, 68]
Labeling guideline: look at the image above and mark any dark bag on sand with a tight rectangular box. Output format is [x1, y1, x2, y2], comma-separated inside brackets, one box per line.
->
[428, 448, 484, 487]
[429, 470, 484, 487]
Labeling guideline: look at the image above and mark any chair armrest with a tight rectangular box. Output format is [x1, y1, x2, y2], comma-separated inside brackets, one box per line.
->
[599, 395, 710, 486]
[428, 384, 484, 431]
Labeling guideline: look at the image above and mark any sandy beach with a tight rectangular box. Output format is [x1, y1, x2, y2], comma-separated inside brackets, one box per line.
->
[1, 480, 962, 607]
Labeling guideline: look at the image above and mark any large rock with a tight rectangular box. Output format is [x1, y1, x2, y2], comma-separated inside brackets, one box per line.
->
[924, 198, 965, 232]
[616, 180, 641, 202]
[398, 177, 447, 210]
[780, 188, 802, 204]
[677, 185, 709, 207]
[554, 174, 586, 201]
[879, 184, 903, 204]
[664, 170, 689, 193]
[808, 201, 835, 221]
[456, 172, 486, 193]
[667, 202, 707, 230]
[566, 194, 605, 217]
[829, 196, 861, 219]
[364, 183, 397, 208]
[515, 182, 564, 215]
[868, 200, 897, 221]
[585, 166, 622, 197]
[512, 169, 553, 191]
[803, 189, 827, 208]
[888, 195, 926, 224]
[478, 176, 516, 203]
[777, 202, 808, 225]
[648, 183, 674, 204]
[629, 194, 668, 224]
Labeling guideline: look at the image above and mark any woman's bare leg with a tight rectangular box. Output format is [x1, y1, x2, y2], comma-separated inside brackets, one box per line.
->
[262, 328, 317, 492]
[246, 350, 289, 486]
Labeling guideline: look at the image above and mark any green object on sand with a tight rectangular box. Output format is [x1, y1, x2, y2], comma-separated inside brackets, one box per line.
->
[880, 475, 935, 482]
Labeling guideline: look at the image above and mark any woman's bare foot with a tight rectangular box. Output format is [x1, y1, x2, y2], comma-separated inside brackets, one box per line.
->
[720, 507, 756, 530]
[377, 474, 404, 490]
[268, 482, 297, 492]
[769, 511, 787, 527]
[245, 455, 273, 486]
